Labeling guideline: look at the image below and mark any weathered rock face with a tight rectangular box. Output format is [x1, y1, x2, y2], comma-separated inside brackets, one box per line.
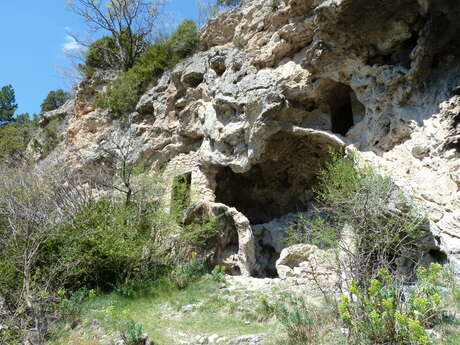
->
[33, 0, 460, 279]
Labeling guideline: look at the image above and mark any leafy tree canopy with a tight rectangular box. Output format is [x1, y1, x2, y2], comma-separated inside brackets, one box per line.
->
[217, 0, 241, 6]
[40, 89, 72, 113]
[0, 85, 18, 127]
[170, 20, 200, 59]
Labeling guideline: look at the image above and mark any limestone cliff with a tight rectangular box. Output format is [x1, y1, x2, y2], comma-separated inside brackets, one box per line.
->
[32, 0, 460, 279]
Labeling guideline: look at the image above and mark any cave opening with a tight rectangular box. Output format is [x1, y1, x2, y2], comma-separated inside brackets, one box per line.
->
[327, 82, 357, 136]
[215, 131, 341, 277]
[427, 249, 448, 265]
[215, 133, 331, 224]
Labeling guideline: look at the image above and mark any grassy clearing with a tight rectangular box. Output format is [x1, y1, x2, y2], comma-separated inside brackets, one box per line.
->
[49, 276, 276, 345]
[47, 275, 460, 345]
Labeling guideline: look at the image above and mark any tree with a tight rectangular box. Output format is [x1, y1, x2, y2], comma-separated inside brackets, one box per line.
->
[68, 0, 163, 70]
[170, 20, 200, 59]
[87, 123, 164, 206]
[40, 89, 72, 113]
[85, 35, 118, 69]
[217, 0, 241, 6]
[0, 168, 92, 345]
[0, 85, 18, 127]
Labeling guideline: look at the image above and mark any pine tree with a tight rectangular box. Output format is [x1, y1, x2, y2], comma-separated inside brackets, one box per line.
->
[0, 85, 18, 127]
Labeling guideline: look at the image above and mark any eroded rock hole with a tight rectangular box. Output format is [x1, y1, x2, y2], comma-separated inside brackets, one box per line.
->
[367, 32, 419, 69]
[215, 132, 338, 277]
[258, 241, 278, 278]
[326, 82, 364, 136]
[427, 249, 448, 265]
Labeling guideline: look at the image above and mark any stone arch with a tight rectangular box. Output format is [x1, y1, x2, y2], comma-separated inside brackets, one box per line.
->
[213, 129, 344, 277]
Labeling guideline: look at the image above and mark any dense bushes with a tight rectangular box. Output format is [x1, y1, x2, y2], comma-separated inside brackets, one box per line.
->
[170, 19, 201, 59]
[286, 150, 427, 288]
[94, 19, 200, 116]
[0, 85, 37, 163]
[85, 36, 119, 70]
[94, 41, 174, 115]
[0, 159, 218, 344]
[274, 150, 456, 344]
[53, 198, 173, 291]
[0, 121, 31, 161]
[339, 264, 445, 345]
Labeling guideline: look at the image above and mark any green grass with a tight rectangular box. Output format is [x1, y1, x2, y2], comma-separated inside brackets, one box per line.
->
[50, 276, 274, 345]
[48, 276, 460, 345]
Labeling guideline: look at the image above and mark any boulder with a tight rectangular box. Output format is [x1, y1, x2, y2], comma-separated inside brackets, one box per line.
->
[276, 244, 338, 290]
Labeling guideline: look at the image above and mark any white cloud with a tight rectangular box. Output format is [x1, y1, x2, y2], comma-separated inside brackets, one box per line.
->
[62, 33, 83, 53]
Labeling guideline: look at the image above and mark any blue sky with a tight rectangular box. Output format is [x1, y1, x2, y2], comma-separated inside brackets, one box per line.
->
[0, 1, 200, 115]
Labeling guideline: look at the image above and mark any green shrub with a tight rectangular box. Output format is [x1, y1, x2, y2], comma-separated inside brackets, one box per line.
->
[120, 320, 145, 345]
[0, 114, 36, 162]
[86, 36, 118, 69]
[339, 264, 445, 345]
[106, 306, 146, 345]
[94, 40, 174, 116]
[211, 265, 227, 283]
[275, 296, 322, 344]
[286, 150, 428, 288]
[94, 19, 199, 117]
[40, 118, 61, 154]
[170, 20, 200, 59]
[0, 123, 27, 159]
[57, 287, 96, 320]
[254, 294, 277, 321]
[169, 253, 206, 289]
[53, 198, 172, 291]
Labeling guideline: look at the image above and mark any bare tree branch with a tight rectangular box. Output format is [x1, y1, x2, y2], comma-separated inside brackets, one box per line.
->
[68, 0, 164, 70]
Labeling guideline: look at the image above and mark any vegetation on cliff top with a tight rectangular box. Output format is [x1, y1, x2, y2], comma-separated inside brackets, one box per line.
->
[93, 19, 200, 116]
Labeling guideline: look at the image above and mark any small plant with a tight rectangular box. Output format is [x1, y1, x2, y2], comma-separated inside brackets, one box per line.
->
[255, 294, 277, 321]
[339, 264, 445, 345]
[58, 287, 95, 319]
[106, 306, 146, 345]
[121, 320, 145, 345]
[275, 296, 320, 344]
[211, 265, 227, 283]
[169, 253, 206, 289]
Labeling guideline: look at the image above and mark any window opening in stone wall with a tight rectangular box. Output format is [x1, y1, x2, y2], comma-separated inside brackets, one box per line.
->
[170, 172, 192, 219]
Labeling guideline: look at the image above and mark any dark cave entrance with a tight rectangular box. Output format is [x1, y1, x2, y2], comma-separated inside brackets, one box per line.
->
[214, 133, 331, 224]
[328, 83, 356, 136]
[427, 249, 448, 265]
[215, 131, 342, 277]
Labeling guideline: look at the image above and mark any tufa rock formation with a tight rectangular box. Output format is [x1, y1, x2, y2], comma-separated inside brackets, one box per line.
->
[30, 0, 460, 280]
